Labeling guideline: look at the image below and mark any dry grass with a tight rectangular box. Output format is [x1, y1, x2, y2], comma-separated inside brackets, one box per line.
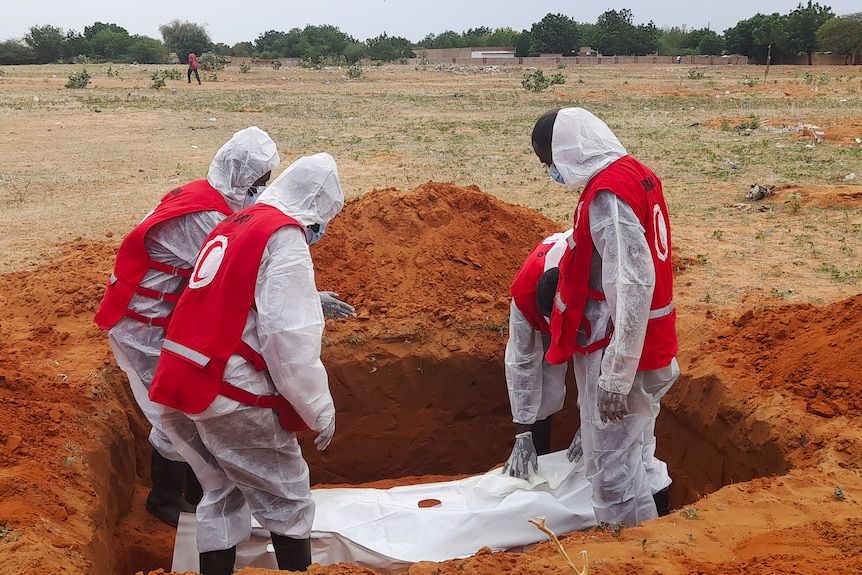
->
[1, 61, 860, 312]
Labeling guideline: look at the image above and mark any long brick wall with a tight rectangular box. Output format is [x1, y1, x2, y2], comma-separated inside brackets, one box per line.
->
[412, 54, 749, 66]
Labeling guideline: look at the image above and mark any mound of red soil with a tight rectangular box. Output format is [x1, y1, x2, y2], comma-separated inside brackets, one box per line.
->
[3, 181, 862, 575]
[705, 295, 862, 418]
[314, 181, 562, 356]
[305, 182, 573, 484]
[703, 116, 862, 147]
[0, 182, 566, 574]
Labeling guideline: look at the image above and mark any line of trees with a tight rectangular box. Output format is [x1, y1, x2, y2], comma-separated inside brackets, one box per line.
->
[1, 3, 860, 67]
[1, 22, 169, 65]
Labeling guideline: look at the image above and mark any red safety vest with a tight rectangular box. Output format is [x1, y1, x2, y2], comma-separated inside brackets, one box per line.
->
[510, 231, 571, 334]
[149, 204, 311, 432]
[546, 155, 677, 370]
[93, 180, 233, 330]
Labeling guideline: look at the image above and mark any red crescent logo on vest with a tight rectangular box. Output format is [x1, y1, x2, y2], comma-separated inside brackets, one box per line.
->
[190, 235, 228, 289]
[653, 204, 669, 262]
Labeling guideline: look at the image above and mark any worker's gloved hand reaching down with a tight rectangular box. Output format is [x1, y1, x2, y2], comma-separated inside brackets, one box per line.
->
[314, 410, 336, 451]
[566, 428, 583, 463]
[501, 431, 538, 480]
[319, 291, 356, 319]
[598, 386, 629, 424]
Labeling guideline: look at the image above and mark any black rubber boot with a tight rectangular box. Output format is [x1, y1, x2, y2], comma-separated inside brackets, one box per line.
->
[530, 416, 554, 456]
[653, 486, 671, 517]
[271, 533, 312, 571]
[199, 546, 236, 575]
[146, 450, 197, 528]
[185, 464, 203, 506]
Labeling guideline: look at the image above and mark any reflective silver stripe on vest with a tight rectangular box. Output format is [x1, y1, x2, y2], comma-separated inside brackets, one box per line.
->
[162, 339, 211, 367]
[649, 301, 675, 320]
[566, 235, 576, 249]
[554, 293, 567, 313]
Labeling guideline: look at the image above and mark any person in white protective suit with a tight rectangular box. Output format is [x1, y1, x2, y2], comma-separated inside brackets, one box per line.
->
[501, 229, 572, 476]
[94, 128, 355, 530]
[531, 107, 681, 527]
[149, 152, 345, 575]
[94, 127, 282, 527]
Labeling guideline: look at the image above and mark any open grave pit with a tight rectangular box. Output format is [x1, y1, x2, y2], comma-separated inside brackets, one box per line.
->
[1, 183, 861, 574]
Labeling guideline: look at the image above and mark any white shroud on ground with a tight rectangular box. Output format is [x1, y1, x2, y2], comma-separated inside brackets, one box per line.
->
[172, 450, 596, 573]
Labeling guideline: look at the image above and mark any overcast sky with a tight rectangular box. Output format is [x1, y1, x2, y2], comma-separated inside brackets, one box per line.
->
[2, 0, 858, 45]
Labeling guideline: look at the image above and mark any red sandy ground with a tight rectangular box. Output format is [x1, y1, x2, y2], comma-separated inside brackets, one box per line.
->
[2, 182, 862, 575]
[703, 116, 862, 148]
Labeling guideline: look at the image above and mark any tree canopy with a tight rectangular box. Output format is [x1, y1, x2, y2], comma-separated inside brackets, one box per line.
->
[159, 19, 213, 63]
[529, 13, 579, 55]
[786, 1, 835, 64]
[23, 24, 65, 63]
[2, 5, 859, 67]
[816, 13, 862, 62]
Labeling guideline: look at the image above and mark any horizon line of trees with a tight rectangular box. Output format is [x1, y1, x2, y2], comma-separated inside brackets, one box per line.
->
[2, 3, 860, 67]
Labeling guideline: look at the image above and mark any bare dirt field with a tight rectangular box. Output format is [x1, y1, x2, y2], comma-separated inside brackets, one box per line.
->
[1, 61, 861, 575]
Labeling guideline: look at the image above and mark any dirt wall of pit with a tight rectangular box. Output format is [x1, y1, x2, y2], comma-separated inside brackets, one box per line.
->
[657, 373, 792, 509]
[304, 345, 581, 484]
[301, 182, 581, 481]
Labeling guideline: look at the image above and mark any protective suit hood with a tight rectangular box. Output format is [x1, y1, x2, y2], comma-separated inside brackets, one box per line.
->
[551, 108, 627, 189]
[257, 152, 344, 227]
[207, 126, 280, 211]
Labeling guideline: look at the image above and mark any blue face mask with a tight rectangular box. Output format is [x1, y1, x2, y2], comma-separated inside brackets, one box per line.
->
[242, 185, 265, 209]
[548, 164, 565, 185]
[306, 222, 325, 245]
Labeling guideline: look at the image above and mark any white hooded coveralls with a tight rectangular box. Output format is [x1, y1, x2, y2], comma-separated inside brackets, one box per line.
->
[551, 108, 680, 527]
[107, 127, 280, 460]
[157, 153, 345, 553]
[505, 230, 572, 426]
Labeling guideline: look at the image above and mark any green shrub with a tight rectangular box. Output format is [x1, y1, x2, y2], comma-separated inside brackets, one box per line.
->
[198, 51, 227, 71]
[549, 72, 566, 85]
[741, 74, 759, 87]
[740, 114, 760, 130]
[150, 71, 165, 89]
[521, 69, 565, 92]
[149, 69, 182, 88]
[802, 71, 829, 85]
[346, 62, 362, 78]
[317, 54, 348, 68]
[65, 69, 91, 89]
[239, 62, 251, 73]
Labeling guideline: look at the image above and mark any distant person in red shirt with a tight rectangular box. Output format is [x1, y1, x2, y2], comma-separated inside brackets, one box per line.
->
[188, 52, 201, 84]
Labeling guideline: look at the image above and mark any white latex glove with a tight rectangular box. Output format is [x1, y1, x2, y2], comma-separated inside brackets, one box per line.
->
[319, 291, 356, 319]
[598, 387, 629, 424]
[314, 414, 336, 451]
[501, 431, 538, 480]
[566, 428, 583, 463]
